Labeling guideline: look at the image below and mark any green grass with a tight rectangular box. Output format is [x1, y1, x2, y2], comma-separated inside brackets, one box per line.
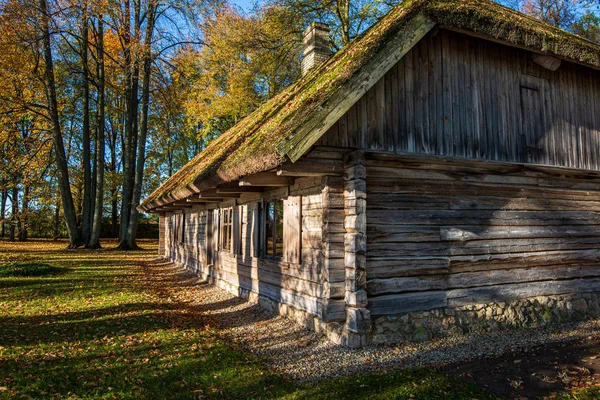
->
[0, 239, 492, 399]
[556, 387, 600, 399]
[0, 262, 62, 277]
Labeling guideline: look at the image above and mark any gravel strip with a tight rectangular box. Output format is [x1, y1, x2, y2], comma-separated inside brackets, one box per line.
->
[153, 261, 600, 383]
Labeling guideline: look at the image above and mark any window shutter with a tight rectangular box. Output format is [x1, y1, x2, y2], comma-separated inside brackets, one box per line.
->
[174, 214, 180, 243]
[180, 213, 186, 245]
[232, 206, 240, 254]
[283, 196, 302, 264]
[250, 203, 260, 258]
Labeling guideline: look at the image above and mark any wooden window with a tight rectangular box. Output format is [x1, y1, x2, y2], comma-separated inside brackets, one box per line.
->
[261, 197, 302, 263]
[221, 207, 233, 252]
[173, 213, 184, 244]
[264, 200, 284, 259]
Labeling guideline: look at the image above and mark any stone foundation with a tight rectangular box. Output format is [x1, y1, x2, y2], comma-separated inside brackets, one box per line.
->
[372, 292, 600, 344]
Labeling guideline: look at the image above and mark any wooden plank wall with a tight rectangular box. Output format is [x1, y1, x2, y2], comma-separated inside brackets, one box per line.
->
[317, 29, 600, 171]
[365, 153, 600, 316]
[163, 176, 346, 321]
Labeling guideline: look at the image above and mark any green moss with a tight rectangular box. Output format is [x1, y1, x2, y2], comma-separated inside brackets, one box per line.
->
[141, 0, 600, 211]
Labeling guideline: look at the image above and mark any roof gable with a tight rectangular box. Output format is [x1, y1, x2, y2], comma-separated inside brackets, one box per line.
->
[140, 0, 600, 212]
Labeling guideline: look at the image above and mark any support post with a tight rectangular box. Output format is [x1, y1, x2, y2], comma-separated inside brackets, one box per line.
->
[343, 151, 370, 347]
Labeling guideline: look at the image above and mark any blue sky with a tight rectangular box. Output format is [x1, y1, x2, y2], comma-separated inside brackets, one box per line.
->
[230, 0, 256, 11]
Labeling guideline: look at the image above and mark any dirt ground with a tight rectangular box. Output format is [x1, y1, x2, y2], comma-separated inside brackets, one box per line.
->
[443, 336, 600, 399]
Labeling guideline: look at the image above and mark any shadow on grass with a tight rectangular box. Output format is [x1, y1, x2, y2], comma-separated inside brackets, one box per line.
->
[0, 244, 493, 399]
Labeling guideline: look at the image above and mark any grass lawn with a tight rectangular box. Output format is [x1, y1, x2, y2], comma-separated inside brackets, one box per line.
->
[0, 239, 492, 399]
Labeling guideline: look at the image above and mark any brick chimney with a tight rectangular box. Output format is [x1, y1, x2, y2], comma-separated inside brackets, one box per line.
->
[301, 22, 331, 76]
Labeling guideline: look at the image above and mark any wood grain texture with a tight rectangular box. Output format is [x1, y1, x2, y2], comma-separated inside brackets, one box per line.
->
[317, 29, 600, 172]
[366, 153, 600, 315]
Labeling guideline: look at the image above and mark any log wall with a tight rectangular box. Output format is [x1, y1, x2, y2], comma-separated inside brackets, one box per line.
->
[365, 153, 600, 317]
[162, 176, 346, 322]
[317, 28, 600, 171]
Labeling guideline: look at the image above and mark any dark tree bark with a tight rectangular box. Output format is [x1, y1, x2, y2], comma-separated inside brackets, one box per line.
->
[18, 185, 29, 241]
[9, 186, 17, 242]
[119, 0, 141, 245]
[40, 0, 82, 248]
[53, 194, 61, 240]
[89, 17, 105, 249]
[1, 185, 7, 238]
[81, 1, 93, 245]
[123, 0, 157, 250]
[335, 0, 350, 46]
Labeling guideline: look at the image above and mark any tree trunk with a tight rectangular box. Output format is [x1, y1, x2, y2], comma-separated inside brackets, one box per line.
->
[81, 1, 93, 246]
[336, 0, 350, 45]
[119, 0, 140, 245]
[1, 186, 7, 238]
[108, 113, 119, 238]
[9, 186, 17, 242]
[19, 185, 29, 241]
[40, 0, 82, 248]
[123, 1, 156, 250]
[53, 194, 61, 240]
[89, 17, 105, 249]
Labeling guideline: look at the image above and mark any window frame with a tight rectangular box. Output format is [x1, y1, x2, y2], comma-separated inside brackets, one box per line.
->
[220, 207, 233, 252]
[262, 199, 284, 261]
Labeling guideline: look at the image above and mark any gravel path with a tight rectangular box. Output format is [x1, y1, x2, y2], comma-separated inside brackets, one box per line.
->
[148, 260, 600, 383]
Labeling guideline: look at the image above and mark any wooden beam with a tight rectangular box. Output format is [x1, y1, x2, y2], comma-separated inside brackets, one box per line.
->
[165, 204, 192, 209]
[239, 173, 295, 187]
[199, 189, 240, 198]
[195, 196, 224, 202]
[216, 186, 264, 193]
[277, 159, 343, 176]
[186, 198, 213, 203]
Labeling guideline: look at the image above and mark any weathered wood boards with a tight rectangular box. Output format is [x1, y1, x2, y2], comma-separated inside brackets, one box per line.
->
[162, 176, 342, 321]
[366, 153, 600, 316]
[317, 29, 600, 172]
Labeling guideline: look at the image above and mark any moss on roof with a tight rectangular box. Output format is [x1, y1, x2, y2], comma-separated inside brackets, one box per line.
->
[140, 0, 600, 212]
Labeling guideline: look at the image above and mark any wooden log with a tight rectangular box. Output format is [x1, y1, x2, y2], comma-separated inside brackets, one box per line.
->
[449, 249, 600, 272]
[368, 278, 600, 315]
[367, 210, 600, 226]
[239, 173, 295, 187]
[448, 237, 600, 256]
[441, 225, 600, 242]
[367, 265, 600, 296]
[216, 186, 264, 193]
[277, 159, 343, 176]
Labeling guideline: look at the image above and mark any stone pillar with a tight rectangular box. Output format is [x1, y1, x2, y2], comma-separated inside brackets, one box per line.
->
[301, 22, 331, 76]
[343, 151, 370, 347]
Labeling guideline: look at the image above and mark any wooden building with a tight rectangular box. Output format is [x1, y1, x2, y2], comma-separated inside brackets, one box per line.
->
[140, 0, 600, 347]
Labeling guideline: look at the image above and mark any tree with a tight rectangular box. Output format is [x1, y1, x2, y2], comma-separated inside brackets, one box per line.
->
[39, 0, 83, 248]
[180, 4, 303, 146]
[269, 0, 398, 50]
[572, 11, 600, 42]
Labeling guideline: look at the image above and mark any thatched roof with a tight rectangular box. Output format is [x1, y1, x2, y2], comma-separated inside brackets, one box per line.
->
[140, 0, 600, 212]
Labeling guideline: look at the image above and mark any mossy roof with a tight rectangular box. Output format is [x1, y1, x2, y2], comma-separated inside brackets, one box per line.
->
[140, 0, 600, 212]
